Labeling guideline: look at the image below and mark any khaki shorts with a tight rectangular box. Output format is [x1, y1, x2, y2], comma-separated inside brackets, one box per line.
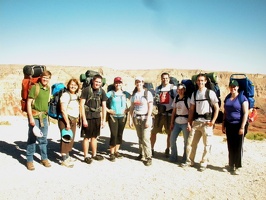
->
[151, 114, 171, 134]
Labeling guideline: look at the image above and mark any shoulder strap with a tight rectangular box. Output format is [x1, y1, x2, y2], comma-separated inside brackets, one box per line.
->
[175, 95, 189, 110]
[144, 88, 148, 100]
[34, 83, 40, 99]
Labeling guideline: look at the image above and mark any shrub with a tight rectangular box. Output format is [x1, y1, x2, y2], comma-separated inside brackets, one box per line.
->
[246, 132, 266, 141]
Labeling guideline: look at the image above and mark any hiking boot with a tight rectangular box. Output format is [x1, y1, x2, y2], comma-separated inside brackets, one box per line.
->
[135, 154, 143, 161]
[84, 157, 92, 164]
[165, 148, 170, 158]
[26, 162, 35, 171]
[109, 154, 116, 162]
[40, 159, 51, 168]
[92, 154, 104, 161]
[61, 157, 74, 168]
[114, 152, 123, 159]
[144, 158, 152, 166]
[233, 168, 241, 175]
[152, 149, 155, 157]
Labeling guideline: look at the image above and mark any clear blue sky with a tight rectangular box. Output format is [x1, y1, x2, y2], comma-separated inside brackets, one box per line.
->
[1, 0, 266, 74]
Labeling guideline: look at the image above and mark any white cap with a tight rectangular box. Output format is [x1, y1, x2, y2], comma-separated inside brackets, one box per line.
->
[135, 76, 144, 82]
[33, 126, 43, 137]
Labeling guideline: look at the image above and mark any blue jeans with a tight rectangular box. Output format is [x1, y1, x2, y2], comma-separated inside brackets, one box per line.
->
[26, 117, 49, 162]
[170, 122, 189, 163]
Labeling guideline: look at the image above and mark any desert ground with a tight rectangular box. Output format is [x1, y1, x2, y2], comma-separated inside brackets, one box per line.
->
[0, 116, 266, 200]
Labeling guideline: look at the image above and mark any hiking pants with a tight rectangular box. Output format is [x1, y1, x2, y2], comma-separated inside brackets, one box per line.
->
[186, 121, 213, 167]
[225, 121, 244, 168]
[133, 116, 152, 159]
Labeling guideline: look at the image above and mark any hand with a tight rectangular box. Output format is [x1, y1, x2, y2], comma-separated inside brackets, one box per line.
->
[239, 128, 244, 135]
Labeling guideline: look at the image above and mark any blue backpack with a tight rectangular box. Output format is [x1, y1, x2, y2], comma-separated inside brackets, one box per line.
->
[48, 83, 67, 119]
[229, 74, 255, 109]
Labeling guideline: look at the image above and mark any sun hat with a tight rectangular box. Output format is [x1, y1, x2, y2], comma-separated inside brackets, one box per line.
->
[33, 126, 43, 137]
[229, 80, 239, 87]
[135, 76, 144, 82]
[61, 129, 73, 143]
[114, 77, 123, 83]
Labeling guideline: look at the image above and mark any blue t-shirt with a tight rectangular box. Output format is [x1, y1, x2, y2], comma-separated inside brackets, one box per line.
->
[106, 90, 130, 117]
[224, 94, 248, 124]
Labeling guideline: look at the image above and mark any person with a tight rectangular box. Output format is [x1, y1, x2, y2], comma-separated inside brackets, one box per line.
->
[80, 74, 107, 164]
[106, 77, 131, 162]
[58, 78, 80, 168]
[186, 73, 219, 171]
[26, 70, 52, 171]
[169, 83, 190, 165]
[129, 76, 153, 166]
[150, 72, 177, 157]
[222, 80, 248, 175]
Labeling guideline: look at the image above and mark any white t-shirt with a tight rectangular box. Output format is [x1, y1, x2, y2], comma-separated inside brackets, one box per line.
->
[172, 96, 190, 124]
[131, 90, 153, 115]
[190, 88, 219, 121]
[60, 92, 79, 118]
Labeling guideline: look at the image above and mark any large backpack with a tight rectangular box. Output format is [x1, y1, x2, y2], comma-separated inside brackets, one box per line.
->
[229, 74, 255, 109]
[48, 83, 68, 119]
[21, 65, 46, 112]
[169, 76, 179, 86]
[192, 73, 223, 123]
[181, 79, 195, 98]
[80, 70, 106, 89]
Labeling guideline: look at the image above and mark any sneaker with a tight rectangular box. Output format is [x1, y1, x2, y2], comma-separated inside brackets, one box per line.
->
[180, 163, 188, 168]
[40, 159, 51, 168]
[84, 157, 92, 164]
[26, 162, 35, 171]
[114, 152, 123, 159]
[109, 154, 116, 162]
[61, 158, 74, 168]
[233, 168, 241, 175]
[92, 154, 104, 161]
[199, 166, 207, 172]
[165, 148, 170, 158]
[144, 158, 152, 166]
[135, 154, 143, 161]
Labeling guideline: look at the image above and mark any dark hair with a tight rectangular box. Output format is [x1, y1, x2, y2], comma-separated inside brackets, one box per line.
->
[161, 72, 170, 78]
[196, 73, 207, 81]
[67, 78, 80, 94]
[93, 74, 103, 80]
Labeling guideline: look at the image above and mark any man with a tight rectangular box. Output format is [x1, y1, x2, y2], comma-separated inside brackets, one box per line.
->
[151, 72, 177, 157]
[80, 74, 107, 164]
[26, 70, 52, 170]
[186, 73, 219, 171]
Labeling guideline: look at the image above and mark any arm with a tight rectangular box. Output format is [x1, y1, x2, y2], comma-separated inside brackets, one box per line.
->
[80, 98, 88, 127]
[187, 103, 195, 131]
[145, 101, 153, 128]
[60, 101, 70, 130]
[27, 98, 35, 126]
[129, 103, 134, 128]
[101, 101, 107, 127]
[239, 101, 249, 135]
[208, 102, 219, 127]
[170, 108, 176, 130]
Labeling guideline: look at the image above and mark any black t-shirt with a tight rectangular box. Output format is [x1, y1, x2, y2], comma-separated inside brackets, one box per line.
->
[81, 86, 107, 119]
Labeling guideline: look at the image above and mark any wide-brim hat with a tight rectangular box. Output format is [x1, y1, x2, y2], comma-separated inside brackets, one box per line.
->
[61, 129, 73, 143]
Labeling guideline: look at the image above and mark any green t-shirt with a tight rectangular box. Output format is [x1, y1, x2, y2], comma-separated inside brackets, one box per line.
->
[28, 82, 50, 118]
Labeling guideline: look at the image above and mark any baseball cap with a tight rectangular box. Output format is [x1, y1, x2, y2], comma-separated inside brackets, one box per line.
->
[135, 76, 144, 82]
[61, 129, 73, 143]
[33, 126, 43, 137]
[114, 77, 123, 83]
[177, 83, 186, 90]
[229, 80, 239, 87]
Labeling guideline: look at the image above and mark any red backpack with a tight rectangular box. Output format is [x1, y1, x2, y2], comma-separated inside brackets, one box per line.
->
[21, 65, 46, 112]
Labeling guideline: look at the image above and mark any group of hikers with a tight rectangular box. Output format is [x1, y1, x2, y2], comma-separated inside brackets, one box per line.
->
[25, 70, 248, 175]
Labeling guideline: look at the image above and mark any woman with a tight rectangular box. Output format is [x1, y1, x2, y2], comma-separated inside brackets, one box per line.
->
[222, 80, 248, 175]
[106, 77, 131, 162]
[58, 78, 80, 167]
[129, 76, 153, 166]
[169, 83, 190, 165]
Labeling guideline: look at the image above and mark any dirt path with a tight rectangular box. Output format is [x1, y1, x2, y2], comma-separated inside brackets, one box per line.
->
[0, 116, 265, 200]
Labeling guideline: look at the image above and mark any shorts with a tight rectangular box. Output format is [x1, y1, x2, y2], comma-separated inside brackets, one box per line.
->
[151, 114, 171, 134]
[80, 118, 101, 138]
